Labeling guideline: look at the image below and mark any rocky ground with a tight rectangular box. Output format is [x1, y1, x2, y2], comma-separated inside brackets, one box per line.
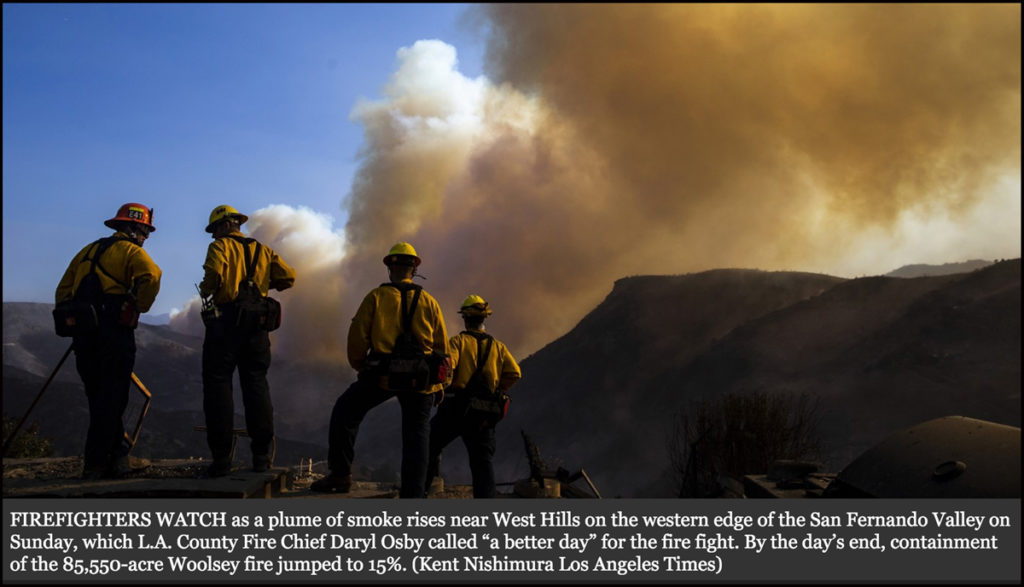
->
[1, 456, 481, 498]
[4, 456, 208, 481]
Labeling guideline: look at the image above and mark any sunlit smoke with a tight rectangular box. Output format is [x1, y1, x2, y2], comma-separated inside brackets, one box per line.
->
[340, 6, 1020, 359]
[173, 6, 1020, 364]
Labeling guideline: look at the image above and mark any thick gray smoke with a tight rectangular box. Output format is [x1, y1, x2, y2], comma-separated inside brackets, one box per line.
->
[173, 5, 1020, 363]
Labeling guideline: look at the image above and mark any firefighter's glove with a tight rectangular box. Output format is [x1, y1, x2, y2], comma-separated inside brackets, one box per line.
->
[433, 388, 445, 407]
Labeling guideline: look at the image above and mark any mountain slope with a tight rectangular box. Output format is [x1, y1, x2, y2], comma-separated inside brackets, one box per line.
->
[886, 259, 993, 278]
[492, 269, 848, 496]
[491, 262, 1019, 496]
[674, 261, 1020, 472]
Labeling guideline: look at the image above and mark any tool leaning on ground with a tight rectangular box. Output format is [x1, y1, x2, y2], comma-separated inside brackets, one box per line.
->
[2, 343, 153, 459]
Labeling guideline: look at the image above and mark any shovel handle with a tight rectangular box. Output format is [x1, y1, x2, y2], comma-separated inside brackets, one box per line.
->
[2, 343, 74, 457]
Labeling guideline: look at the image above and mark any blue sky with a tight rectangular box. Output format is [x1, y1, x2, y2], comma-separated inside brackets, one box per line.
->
[3, 3, 485, 317]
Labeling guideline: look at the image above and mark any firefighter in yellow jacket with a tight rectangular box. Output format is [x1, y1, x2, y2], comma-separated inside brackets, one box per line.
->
[312, 243, 449, 497]
[198, 205, 295, 477]
[425, 295, 521, 497]
[54, 203, 162, 479]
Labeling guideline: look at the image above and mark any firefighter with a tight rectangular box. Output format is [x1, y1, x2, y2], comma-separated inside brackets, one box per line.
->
[425, 295, 521, 498]
[198, 205, 295, 477]
[54, 203, 162, 479]
[311, 243, 450, 497]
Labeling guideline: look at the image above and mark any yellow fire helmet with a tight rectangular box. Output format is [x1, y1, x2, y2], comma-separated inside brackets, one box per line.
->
[205, 204, 249, 233]
[383, 242, 421, 267]
[459, 294, 492, 317]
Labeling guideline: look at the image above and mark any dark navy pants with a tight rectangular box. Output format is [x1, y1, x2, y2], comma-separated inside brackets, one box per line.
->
[202, 316, 274, 463]
[327, 376, 434, 498]
[74, 324, 135, 472]
[426, 394, 498, 498]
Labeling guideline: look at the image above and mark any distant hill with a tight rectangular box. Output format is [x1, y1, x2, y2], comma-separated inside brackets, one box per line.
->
[493, 260, 1020, 496]
[886, 259, 993, 278]
[3, 259, 1020, 496]
[672, 261, 1021, 473]
[140, 312, 171, 326]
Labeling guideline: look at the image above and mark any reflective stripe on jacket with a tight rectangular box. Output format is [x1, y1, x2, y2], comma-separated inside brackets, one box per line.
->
[347, 280, 449, 392]
[199, 230, 295, 305]
[449, 329, 521, 392]
[54, 231, 162, 313]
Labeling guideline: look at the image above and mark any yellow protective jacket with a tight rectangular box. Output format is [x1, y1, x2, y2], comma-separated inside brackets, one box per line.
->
[199, 230, 295, 305]
[54, 232, 162, 313]
[347, 280, 449, 393]
[449, 328, 521, 393]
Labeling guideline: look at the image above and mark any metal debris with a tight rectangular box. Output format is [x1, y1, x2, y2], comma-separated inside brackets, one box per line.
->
[516, 431, 600, 498]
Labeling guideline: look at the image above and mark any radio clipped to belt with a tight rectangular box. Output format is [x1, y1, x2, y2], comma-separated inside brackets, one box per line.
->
[197, 284, 221, 327]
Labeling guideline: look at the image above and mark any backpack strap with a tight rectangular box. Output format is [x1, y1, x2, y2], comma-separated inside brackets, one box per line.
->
[464, 330, 494, 344]
[380, 282, 423, 336]
[464, 331, 494, 391]
[225, 235, 261, 283]
[82, 236, 132, 291]
[400, 286, 422, 335]
[379, 282, 423, 294]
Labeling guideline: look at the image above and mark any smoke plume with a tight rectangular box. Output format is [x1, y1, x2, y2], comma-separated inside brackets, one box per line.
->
[173, 5, 1020, 363]
[347, 5, 1020, 357]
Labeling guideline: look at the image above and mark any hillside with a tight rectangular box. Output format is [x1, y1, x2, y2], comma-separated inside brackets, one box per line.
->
[673, 261, 1021, 473]
[493, 261, 1020, 496]
[491, 269, 847, 495]
[885, 259, 993, 278]
[3, 260, 1019, 496]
